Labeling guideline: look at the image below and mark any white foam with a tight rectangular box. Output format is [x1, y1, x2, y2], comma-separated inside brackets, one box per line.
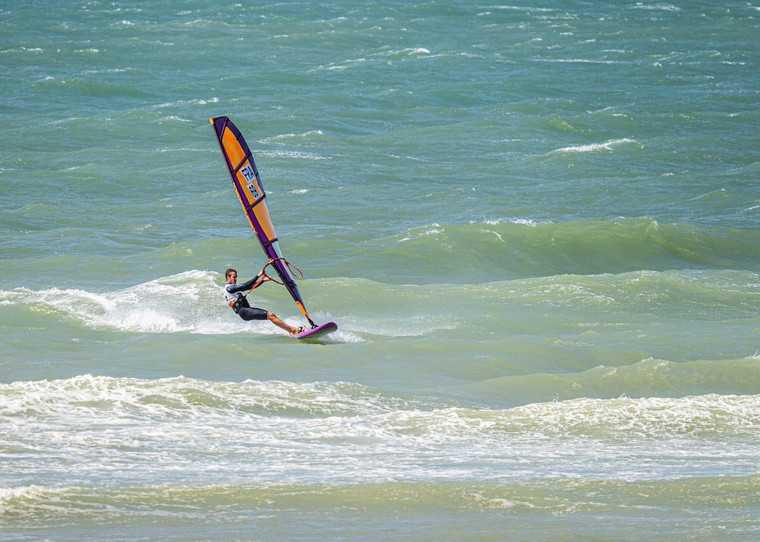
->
[0, 47, 44, 54]
[260, 150, 330, 161]
[473, 217, 543, 226]
[309, 57, 368, 72]
[2, 376, 759, 484]
[0, 271, 360, 339]
[153, 97, 219, 109]
[630, 2, 681, 12]
[0, 485, 51, 513]
[532, 58, 627, 65]
[181, 18, 221, 27]
[688, 188, 727, 201]
[480, 229, 504, 242]
[552, 138, 640, 154]
[0, 271, 299, 336]
[398, 223, 443, 243]
[0, 375, 403, 419]
[375, 48, 431, 58]
[157, 146, 210, 152]
[81, 67, 134, 74]
[47, 116, 85, 126]
[312, 327, 364, 344]
[260, 130, 324, 142]
[158, 115, 193, 124]
[485, 5, 556, 12]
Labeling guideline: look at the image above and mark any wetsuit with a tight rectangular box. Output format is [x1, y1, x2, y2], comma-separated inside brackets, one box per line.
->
[224, 275, 269, 321]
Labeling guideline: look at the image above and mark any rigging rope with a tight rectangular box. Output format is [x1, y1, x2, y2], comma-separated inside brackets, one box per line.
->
[258, 257, 304, 286]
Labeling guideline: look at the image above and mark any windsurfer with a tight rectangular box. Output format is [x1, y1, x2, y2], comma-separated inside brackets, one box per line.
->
[223, 267, 303, 335]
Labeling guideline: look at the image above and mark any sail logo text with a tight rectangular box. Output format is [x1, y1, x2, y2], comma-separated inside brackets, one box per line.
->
[241, 165, 260, 198]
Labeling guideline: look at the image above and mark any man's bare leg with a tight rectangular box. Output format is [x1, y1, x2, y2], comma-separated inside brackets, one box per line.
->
[267, 312, 301, 335]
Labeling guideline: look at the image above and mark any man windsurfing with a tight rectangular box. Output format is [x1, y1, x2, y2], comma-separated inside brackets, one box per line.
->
[223, 267, 303, 335]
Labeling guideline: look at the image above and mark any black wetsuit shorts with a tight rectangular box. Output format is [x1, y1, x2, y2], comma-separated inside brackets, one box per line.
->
[237, 306, 269, 321]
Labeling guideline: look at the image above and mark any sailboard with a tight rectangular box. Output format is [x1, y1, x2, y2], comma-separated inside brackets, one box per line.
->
[209, 115, 336, 339]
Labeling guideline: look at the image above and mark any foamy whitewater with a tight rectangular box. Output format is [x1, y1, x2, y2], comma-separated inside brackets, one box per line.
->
[1, 1, 759, 540]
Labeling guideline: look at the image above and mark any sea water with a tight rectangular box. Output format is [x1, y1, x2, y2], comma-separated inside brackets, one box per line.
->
[1, 1, 759, 540]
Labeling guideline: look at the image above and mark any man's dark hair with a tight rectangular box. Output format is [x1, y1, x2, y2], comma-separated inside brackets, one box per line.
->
[225, 268, 237, 279]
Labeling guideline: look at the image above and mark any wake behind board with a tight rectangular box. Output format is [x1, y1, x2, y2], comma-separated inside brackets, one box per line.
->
[296, 321, 337, 340]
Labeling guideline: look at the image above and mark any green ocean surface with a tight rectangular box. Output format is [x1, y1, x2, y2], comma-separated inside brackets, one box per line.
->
[1, 1, 759, 540]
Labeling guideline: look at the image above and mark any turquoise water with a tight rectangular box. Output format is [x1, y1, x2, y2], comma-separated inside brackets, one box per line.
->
[2, 1, 759, 540]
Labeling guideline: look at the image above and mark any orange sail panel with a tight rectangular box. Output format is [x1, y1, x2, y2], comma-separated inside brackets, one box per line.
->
[210, 116, 315, 326]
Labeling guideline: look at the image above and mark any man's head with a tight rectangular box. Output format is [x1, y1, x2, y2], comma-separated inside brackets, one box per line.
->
[225, 268, 238, 283]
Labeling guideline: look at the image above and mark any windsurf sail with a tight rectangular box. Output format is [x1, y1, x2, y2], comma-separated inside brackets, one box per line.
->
[209, 116, 316, 328]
